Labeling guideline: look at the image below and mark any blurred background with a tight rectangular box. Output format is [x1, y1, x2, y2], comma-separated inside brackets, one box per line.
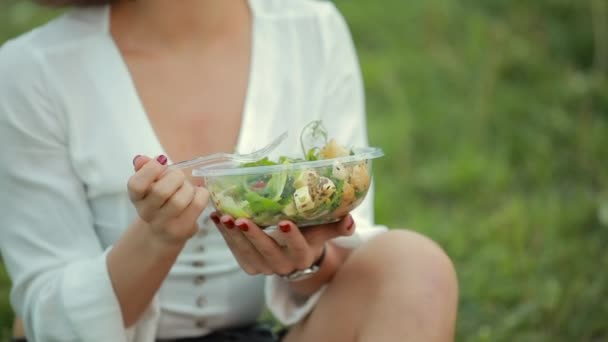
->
[1, 0, 607, 341]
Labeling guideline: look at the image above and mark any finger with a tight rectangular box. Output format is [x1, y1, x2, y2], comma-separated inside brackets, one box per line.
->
[146, 170, 187, 209]
[180, 187, 209, 220]
[171, 187, 209, 238]
[173, 187, 209, 237]
[302, 215, 356, 248]
[132, 155, 151, 172]
[276, 221, 314, 270]
[210, 211, 222, 227]
[212, 214, 245, 256]
[235, 219, 293, 276]
[219, 215, 273, 275]
[213, 221, 264, 275]
[134, 154, 167, 171]
[128, 156, 168, 201]
[158, 180, 195, 217]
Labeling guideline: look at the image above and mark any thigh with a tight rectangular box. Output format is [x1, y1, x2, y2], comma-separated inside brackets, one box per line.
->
[283, 236, 383, 342]
[284, 230, 458, 342]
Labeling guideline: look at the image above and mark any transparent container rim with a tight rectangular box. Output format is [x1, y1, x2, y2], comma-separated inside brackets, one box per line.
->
[193, 147, 384, 177]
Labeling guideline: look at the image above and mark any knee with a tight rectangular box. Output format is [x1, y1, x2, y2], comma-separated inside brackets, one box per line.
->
[346, 229, 458, 298]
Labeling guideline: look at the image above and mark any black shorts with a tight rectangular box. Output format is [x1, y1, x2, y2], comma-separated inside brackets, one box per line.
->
[13, 323, 288, 342]
[157, 324, 288, 342]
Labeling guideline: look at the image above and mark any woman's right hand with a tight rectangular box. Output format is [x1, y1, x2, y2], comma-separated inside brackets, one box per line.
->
[128, 155, 209, 245]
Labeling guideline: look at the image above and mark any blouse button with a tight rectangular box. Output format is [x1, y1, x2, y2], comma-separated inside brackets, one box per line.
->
[196, 295, 207, 308]
[194, 275, 206, 285]
[195, 245, 205, 253]
[192, 260, 205, 267]
[195, 319, 207, 328]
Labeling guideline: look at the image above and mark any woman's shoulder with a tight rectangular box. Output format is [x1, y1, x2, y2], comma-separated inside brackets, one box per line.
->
[252, 0, 342, 22]
[0, 7, 106, 106]
[252, 0, 351, 53]
[0, 6, 106, 62]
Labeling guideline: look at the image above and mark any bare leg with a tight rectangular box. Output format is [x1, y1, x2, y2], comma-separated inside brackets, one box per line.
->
[13, 318, 26, 338]
[285, 230, 458, 342]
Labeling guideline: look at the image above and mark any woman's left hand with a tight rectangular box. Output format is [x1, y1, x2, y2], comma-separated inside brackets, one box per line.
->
[210, 213, 355, 277]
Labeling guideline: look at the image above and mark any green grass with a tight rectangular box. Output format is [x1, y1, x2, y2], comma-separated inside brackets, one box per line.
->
[1, 0, 607, 341]
[1, 261, 11, 341]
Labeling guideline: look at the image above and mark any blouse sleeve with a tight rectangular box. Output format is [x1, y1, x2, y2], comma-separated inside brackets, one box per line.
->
[264, 2, 387, 326]
[0, 40, 158, 342]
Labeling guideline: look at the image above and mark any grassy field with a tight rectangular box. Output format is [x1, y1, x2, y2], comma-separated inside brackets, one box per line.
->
[1, 0, 607, 341]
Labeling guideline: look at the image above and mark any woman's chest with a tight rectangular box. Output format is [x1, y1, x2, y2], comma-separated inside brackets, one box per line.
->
[125, 51, 250, 164]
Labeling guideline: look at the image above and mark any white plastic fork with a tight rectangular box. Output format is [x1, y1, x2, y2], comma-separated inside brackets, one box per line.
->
[168, 131, 288, 171]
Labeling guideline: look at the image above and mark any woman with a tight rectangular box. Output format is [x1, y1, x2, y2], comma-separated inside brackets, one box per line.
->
[0, 0, 458, 341]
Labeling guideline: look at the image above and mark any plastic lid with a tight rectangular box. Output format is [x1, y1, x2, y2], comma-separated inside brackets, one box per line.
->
[193, 147, 384, 177]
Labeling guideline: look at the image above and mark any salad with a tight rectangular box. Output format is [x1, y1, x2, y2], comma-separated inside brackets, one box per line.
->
[201, 121, 381, 227]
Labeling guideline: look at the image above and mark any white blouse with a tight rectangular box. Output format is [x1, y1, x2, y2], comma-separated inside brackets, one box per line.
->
[0, 0, 386, 341]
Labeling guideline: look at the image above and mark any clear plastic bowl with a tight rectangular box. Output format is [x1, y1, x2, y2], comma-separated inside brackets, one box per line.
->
[193, 147, 384, 228]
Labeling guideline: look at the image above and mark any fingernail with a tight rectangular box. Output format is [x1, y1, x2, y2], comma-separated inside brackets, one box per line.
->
[237, 222, 249, 232]
[279, 222, 291, 233]
[210, 213, 220, 225]
[346, 216, 355, 231]
[132, 155, 141, 166]
[156, 155, 168, 165]
[221, 218, 234, 229]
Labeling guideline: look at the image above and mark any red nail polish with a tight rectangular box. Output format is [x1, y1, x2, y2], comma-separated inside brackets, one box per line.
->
[346, 216, 354, 231]
[222, 218, 234, 229]
[279, 222, 291, 233]
[157, 155, 168, 165]
[237, 222, 249, 232]
[132, 155, 141, 166]
[210, 213, 220, 224]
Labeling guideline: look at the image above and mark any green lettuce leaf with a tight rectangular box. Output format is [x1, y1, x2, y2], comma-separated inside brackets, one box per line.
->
[265, 172, 288, 201]
[245, 192, 284, 214]
[217, 195, 251, 218]
[242, 157, 278, 168]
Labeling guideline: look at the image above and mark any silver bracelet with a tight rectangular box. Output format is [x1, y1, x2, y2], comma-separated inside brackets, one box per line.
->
[280, 245, 327, 282]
